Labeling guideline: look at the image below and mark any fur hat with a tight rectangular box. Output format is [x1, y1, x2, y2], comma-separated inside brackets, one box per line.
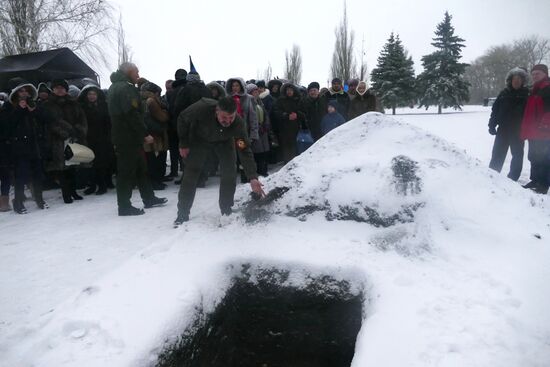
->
[531, 64, 548, 75]
[141, 81, 162, 95]
[256, 80, 266, 89]
[307, 82, 320, 91]
[505, 67, 528, 88]
[51, 79, 69, 91]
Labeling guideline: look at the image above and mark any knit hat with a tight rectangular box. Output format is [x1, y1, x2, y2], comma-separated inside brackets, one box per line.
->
[307, 82, 320, 91]
[328, 100, 339, 109]
[256, 80, 266, 89]
[51, 79, 69, 91]
[531, 64, 548, 75]
[141, 81, 162, 94]
[246, 83, 258, 94]
[186, 71, 201, 83]
[68, 85, 81, 99]
[331, 78, 342, 84]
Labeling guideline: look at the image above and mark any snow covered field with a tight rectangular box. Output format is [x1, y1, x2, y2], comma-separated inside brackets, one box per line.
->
[1, 106, 549, 366]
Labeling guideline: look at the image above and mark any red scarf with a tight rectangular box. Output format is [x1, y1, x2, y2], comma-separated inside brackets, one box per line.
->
[521, 78, 550, 140]
[232, 95, 244, 118]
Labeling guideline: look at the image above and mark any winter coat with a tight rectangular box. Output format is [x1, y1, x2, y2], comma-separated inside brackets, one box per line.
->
[251, 97, 271, 153]
[488, 87, 529, 133]
[520, 78, 550, 140]
[299, 95, 324, 141]
[0, 104, 12, 167]
[273, 83, 306, 162]
[177, 98, 258, 180]
[321, 111, 346, 135]
[226, 77, 259, 140]
[206, 81, 227, 100]
[107, 70, 147, 152]
[43, 94, 87, 171]
[167, 80, 186, 130]
[174, 80, 212, 121]
[348, 89, 381, 120]
[7, 102, 47, 162]
[141, 90, 170, 152]
[78, 86, 114, 169]
[321, 88, 350, 120]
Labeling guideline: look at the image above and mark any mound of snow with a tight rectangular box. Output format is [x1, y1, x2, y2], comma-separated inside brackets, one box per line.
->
[4, 112, 550, 367]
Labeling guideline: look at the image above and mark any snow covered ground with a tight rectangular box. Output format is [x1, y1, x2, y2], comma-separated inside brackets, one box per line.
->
[1, 106, 549, 366]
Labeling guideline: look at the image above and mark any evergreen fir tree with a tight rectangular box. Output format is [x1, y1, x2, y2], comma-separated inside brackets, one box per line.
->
[417, 11, 470, 114]
[370, 32, 416, 115]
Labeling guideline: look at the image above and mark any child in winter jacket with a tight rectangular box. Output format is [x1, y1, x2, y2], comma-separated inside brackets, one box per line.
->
[321, 101, 346, 136]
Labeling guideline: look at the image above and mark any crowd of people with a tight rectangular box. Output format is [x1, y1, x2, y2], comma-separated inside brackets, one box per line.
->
[488, 64, 550, 195]
[0, 62, 383, 219]
[1, 61, 549, 222]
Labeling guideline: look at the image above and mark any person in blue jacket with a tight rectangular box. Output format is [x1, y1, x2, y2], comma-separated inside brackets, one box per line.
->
[321, 101, 346, 136]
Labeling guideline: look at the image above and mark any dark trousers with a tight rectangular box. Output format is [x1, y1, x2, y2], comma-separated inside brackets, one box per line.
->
[254, 152, 269, 176]
[146, 151, 167, 184]
[116, 148, 155, 208]
[55, 167, 77, 200]
[0, 167, 10, 196]
[168, 130, 181, 175]
[528, 140, 550, 187]
[177, 141, 237, 217]
[14, 159, 43, 204]
[488, 129, 524, 181]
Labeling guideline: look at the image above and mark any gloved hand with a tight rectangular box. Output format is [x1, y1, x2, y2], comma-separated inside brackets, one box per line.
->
[488, 126, 497, 135]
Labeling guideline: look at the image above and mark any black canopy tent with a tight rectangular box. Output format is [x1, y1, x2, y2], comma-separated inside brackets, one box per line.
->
[0, 48, 99, 92]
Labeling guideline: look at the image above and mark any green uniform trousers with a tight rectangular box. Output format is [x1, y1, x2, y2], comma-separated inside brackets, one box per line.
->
[177, 140, 237, 216]
[115, 148, 155, 208]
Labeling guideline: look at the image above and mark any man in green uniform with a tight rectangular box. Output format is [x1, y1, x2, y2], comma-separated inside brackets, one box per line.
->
[107, 62, 167, 216]
[175, 97, 265, 225]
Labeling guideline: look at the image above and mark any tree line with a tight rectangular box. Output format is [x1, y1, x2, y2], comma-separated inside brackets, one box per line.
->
[1, 1, 549, 113]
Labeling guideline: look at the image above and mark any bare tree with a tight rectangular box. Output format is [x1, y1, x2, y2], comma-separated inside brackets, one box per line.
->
[512, 35, 550, 71]
[117, 14, 132, 65]
[358, 34, 368, 81]
[284, 44, 302, 85]
[263, 62, 273, 82]
[0, 0, 115, 66]
[330, 1, 356, 82]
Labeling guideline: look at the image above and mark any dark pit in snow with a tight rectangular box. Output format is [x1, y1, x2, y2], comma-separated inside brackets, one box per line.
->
[156, 266, 363, 367]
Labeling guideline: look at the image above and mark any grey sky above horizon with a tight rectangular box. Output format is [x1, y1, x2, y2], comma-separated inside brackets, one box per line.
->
[98, 0, 550, 90]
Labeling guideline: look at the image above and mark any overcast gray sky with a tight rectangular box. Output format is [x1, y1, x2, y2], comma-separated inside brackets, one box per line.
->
[98, 0, 550, 90]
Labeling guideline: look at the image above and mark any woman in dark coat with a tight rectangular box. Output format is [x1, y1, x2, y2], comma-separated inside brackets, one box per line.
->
[5, 82, 48, 213]
[79, 84, 115, 195]
[247, 83, 272, 176]
[488, 67, 529, 182]
[43, 79, 88, 203]
[273, 83, 306, 163]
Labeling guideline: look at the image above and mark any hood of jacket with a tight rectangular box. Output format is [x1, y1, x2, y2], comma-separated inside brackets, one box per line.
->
[356, 81, 369, 96]
[226, 77, 247, 96]
[110, 70, 132, 84]
[78, 84, 105, 103]
[505, 67, 528, 88]
[259, 89, 270, 99]
[207, 81, 227, 98]
[280, 83, 301, 100]
[8, 83, 38, 104]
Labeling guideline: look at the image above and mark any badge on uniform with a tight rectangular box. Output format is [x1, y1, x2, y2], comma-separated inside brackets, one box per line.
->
[131, 98, 139, 109]
[236, 139, 247, 151]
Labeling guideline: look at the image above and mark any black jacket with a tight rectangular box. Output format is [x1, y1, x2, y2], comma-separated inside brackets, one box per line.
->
[489, 87, 529, 131]
[299, 96, 324, 141]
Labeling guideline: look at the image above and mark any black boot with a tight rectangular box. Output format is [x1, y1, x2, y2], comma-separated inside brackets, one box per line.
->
[143, 196, 168, 208]
[12, 199, 27, 214]
[174, 213, 189, 226]
[71, 191, 83, 200]
[118, 206, 145, 216]
[95, 186, 107, 195]
[84, 185, 96, 195]
[523, 181, 538, 189]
